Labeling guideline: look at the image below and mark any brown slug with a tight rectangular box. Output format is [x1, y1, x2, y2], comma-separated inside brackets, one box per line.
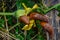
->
[29, 12, 49, 22]
[40, 21, 54, 38]
[18, 15, 29, 24]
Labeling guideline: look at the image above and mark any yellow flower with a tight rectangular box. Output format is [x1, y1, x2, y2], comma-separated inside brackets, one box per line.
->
[22, 3, 39, 15]
[22, 25, 29, 30]
[22, 20, 34, 30]
[27, 20, 34, 30]
[32, 4, 39, 9]
[21, 3, 38, 30]
[22, 3, 27, 10]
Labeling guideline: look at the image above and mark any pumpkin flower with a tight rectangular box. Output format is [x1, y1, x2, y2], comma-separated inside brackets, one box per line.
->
[22, 3, 31, 15]
[21, 3, 39, 30]
[32, 4, 39, 9]
[22, 25, 29, 30]
[22, 20, 34, 30]
[22, 3, 39, 15]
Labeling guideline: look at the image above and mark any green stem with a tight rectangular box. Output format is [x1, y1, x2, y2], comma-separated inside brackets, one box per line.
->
[44, 3, 60, 13]
[0, 12, 14, 15]
[9, 23, 20, 31]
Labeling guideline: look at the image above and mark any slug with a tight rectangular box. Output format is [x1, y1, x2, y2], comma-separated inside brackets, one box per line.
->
[29, 12, 49, 22]
[18, 15, 29, 24]
[40, 21, 54, 38]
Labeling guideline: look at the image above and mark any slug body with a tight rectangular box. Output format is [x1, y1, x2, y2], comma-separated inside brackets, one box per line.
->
[29, 12, 49, 22]
[40, 21, 54, 38]
[18, 15, 29, 24]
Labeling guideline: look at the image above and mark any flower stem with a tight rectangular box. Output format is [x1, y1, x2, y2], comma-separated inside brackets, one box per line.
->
[0, 12, 14, 15]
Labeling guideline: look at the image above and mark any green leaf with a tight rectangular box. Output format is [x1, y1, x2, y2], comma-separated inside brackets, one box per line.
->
[36, 8, 45, 14]
[44, 3, 60, 14]
[54, 4, 60, 17]
[55, 4, 60, 11]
